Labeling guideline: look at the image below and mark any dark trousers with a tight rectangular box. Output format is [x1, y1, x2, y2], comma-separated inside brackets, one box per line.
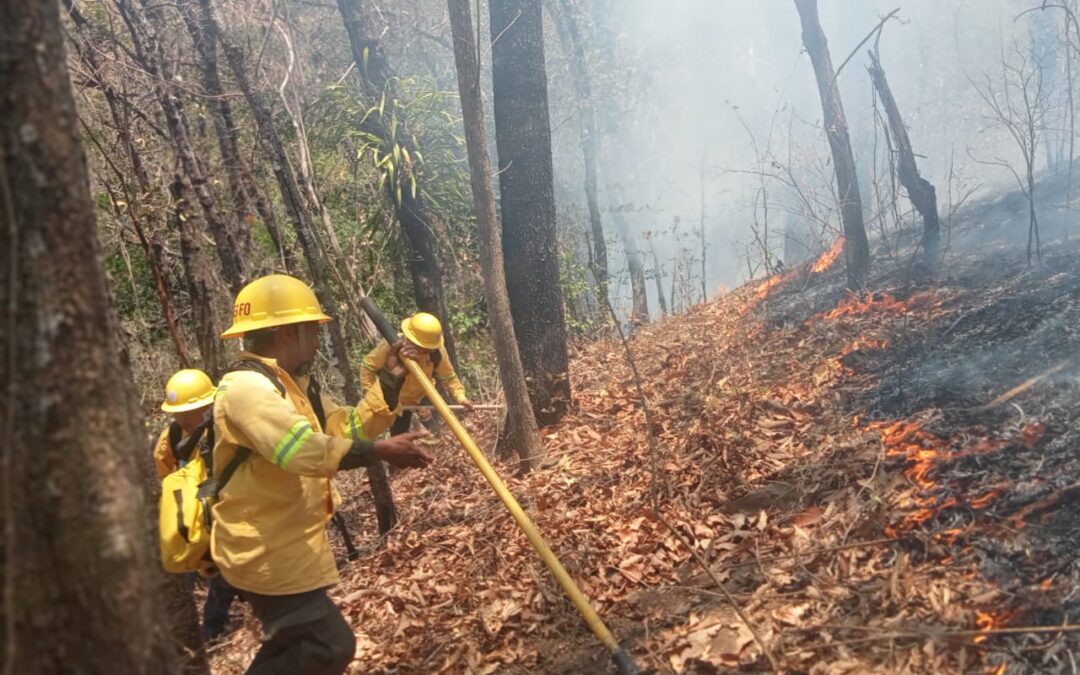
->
[390, 409, 413, 436]
[241, 587, 355, 675]
[203, 574, 238, 639]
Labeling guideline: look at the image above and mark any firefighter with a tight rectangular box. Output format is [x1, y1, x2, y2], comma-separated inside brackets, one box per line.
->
[212, 274, 432, 675]
[358, 311, 474, 439]
[153, 369, 215, 479]
[154, 369, 238, 641]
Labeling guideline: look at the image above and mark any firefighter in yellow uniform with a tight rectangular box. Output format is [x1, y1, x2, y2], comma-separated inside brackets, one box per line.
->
[153, 369, 215, 479]
[153, 369, 239, 640]
[359, 311, 474, 439]
[211, 274, 432, 675]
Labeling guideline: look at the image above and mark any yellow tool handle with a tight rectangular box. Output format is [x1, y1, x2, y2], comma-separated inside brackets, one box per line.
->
[399, 356, 624, 654]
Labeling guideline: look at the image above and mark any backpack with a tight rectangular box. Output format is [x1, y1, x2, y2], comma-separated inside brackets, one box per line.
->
[158, 362, 268, 574]
[158, 410, 251, 574]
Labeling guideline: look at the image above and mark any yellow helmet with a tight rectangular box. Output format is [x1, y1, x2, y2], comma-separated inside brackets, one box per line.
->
[401, 312, 444, 350]
[161, 369, 216, 413]
[221, 274, 332, 338]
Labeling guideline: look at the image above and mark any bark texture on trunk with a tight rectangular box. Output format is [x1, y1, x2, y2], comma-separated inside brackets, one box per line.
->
[490, 0, 572, 425]
[0, 2, 196, 671]
[447, 0, 546, 470]
[867, 52, 939, 264]
[336, 0, 457, 364]
[117, 0, 249, 295]
[215, 20, 397, 532]
[171, 173, 226, 377]
[183, 0, 293, 274]
[794, 0, 870, 287]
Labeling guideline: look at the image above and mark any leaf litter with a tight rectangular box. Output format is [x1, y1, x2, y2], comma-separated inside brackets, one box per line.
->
[211, 238, 1080, 673]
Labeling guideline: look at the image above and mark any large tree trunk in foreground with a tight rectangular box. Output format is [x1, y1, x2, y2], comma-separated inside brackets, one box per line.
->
[215, 18, 397, 533]
[0, 2, 194, 672]
[490, 0, 572, 426]
[794, 0, 870, 287]
[336, 0, 458, 365]
[868, 51, 940, 264]
[448, 0, 546, 470]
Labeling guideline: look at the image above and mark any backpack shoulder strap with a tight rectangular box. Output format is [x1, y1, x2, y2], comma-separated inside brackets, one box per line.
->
[205, 359, 286, 492]
[228, 358, 286, 397]
[307, 375, 327, 429]
[213, 446, 251, 498]
[167, 421, 184, 463]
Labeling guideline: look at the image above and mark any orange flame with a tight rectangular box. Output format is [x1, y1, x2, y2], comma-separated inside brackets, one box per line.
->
[817, 290, 937, 322]
[811, 237, 845, 273]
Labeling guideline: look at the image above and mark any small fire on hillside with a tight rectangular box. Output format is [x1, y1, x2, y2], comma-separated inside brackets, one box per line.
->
[811, 237, 845, 273]
[873, 419, 1047, 534]
[817, 290, 937, 322]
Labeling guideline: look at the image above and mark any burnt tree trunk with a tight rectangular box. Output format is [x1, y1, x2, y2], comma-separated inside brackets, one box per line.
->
[215, 23, 398, 533]
[0, 2, 196, 672]
[336, 0, 457, 364]
[116, 0, 249, 295]
[551, 0, 609, 310]
[447, 0, 546, 470]
[490, 0, 572, 425]
[794, 0, 870, 287]
[867, 51, 940, 264]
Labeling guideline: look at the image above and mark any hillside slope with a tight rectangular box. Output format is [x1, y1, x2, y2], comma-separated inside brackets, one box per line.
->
[211, 218, 1080, 674]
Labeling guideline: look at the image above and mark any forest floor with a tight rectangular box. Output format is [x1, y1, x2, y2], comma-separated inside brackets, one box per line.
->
[209, 193, 1080, 674]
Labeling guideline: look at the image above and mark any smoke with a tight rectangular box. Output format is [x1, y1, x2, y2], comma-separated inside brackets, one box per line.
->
[545, 0, 1056, 320]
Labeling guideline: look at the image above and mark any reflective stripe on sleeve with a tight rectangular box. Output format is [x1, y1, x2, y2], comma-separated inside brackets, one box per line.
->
[273, 420, 313, 468]
[347, 409, 368, 440]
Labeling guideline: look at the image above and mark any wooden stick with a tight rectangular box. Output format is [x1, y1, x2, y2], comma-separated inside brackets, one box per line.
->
[971, 360, 1072, 411]
[400, 404, 505, 411]
[791, 622, 1080, 644]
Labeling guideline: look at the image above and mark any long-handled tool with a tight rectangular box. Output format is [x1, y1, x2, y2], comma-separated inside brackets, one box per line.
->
[401, 404, 505, 412]
[358, 298, 639, 674]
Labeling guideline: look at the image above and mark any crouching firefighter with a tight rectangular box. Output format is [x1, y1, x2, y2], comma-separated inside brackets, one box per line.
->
[155, 369, 239, 640]
[358, 311, 474, 439]
[212, 274, 432, 675]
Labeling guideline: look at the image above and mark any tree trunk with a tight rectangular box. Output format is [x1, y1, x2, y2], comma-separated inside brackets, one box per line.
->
[214, 21, 398, 533]
[551, 0, 609, 309]
[116, 0, 249, 295]
[170, 173, 226, 377]
[490, 0, 572, 426]
[181, 0, 293, 274]
[624, 235, 650, 325]
[793, 0, 870, 287]
[647, 238, 668, 316]
[335, 0, 458, 365]
[867, 51, 940, 264]
[447, 0, 546, 470]
[0, 2, 196, 672]
[64, 0, 194, 367]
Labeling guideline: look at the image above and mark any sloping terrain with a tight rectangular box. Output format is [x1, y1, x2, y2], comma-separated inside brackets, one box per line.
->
[211, 212, 1080, 674]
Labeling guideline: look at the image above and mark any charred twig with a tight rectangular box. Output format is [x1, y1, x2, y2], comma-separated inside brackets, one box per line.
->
[971, 360, 1072, 412]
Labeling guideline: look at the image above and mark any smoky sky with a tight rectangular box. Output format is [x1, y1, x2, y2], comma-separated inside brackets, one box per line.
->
[545, 0, 1051, 315]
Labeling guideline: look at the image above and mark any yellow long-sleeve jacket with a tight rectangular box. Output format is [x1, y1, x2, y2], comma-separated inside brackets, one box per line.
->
[359, 341, 466, 438]
[152, 427, 180, 479]
[210, 353, 378, 595]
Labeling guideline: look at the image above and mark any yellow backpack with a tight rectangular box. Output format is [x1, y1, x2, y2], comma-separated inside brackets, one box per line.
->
[158, 416, 249, 574]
